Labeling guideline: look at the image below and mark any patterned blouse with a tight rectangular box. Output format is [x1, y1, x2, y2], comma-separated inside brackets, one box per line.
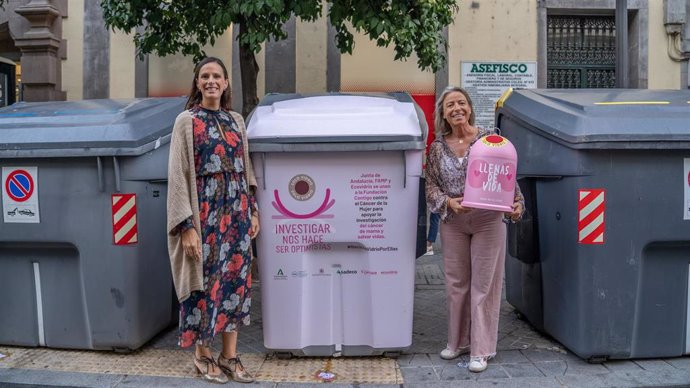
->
[425, 127, 525, 222]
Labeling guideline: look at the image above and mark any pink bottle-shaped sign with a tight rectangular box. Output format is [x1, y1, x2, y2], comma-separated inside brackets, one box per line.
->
[461, 134, 518, 212]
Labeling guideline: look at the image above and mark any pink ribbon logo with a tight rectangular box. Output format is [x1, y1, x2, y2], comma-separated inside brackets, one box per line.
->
[271, 188, 336, 219]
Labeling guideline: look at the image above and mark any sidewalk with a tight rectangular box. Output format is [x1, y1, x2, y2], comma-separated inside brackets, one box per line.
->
[2, 245, 690, 387]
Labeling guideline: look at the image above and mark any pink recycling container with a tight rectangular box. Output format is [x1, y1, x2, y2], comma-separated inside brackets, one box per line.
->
[247, 93, 427, 358]
[461, 134, 518, 212]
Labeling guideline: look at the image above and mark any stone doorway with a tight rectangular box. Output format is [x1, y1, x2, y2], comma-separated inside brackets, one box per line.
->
[0, 22, 20, 105]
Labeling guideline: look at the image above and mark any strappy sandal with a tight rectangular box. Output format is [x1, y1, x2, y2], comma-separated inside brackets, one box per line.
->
[193, 355, 229, 384]
[218, 354, 255, 383]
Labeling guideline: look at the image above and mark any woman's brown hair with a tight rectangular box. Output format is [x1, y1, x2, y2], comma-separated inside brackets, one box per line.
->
[184, 57, 232, 110]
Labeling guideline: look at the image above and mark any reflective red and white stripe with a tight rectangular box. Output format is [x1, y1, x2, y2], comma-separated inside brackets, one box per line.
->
[112, 193, 138, 245]
[578, 189, 605, 244]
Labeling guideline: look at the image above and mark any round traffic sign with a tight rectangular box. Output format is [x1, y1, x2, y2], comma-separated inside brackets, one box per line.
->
[5, 169, 34, 202]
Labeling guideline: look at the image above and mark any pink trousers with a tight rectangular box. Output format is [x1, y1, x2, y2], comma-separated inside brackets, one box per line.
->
[440, 209, 506, 358]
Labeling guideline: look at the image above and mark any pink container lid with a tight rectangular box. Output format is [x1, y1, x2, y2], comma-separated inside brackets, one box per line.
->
[461, 135, 518, 212]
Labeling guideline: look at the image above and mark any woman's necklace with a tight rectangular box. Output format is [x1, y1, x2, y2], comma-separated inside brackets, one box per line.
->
[450, 127, 477, 144]
[447, 135, 465, 144]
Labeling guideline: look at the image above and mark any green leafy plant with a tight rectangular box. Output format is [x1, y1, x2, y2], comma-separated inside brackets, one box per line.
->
[101, 0, 458, 116]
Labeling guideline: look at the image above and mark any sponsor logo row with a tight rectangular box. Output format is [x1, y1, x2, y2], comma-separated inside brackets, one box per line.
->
[273, 268, 399, 280]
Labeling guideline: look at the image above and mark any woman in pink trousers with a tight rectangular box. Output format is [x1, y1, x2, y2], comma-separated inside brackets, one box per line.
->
[425, 86, 524, 372]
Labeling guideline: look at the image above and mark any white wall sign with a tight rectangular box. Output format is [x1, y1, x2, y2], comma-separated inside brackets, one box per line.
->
[461, 61, 537, 129]
[685, 158, 690, 220]
[2, 166, 40, 223]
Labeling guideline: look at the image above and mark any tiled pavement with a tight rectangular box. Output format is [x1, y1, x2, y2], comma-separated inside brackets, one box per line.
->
[2, 243, 690, 387]
[400, 251, 690, 387]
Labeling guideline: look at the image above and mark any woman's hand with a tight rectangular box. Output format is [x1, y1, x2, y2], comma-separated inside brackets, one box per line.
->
[505, 201, 524, 221]
[448, 196, 471, 214]
[250, 215, 260, 239]
[181, 228, 202, 262]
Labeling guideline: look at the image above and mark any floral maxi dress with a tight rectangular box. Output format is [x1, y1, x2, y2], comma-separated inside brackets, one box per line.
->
[176, 106, 257, 347]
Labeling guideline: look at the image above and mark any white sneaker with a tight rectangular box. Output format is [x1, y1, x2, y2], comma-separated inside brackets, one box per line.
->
[439, 347, 467, 360]
[468, 356, 488, 372]
[424, 245, 434, 256]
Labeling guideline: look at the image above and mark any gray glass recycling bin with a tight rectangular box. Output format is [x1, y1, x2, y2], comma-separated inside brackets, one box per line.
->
[497, 89, 690, 361]
[0, 97, 185, 350]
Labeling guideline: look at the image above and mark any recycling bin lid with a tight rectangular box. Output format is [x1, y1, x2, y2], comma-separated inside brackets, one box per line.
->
[247, 93, 427, 152]
[497, 89, 690, 149]
[0, 97, 186, 158]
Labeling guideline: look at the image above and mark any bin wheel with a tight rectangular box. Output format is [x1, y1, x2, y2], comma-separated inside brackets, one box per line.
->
[275, 352, 292, 360]
[384, 351, 401, 359]
[587, 355, 608, 364]
[112, 347, 134, 354]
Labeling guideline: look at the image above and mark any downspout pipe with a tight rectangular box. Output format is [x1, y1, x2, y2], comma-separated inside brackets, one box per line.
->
[615, 0, 630, 88]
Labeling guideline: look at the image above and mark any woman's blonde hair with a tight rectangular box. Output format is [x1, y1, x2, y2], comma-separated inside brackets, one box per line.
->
[434, 86, 475, 139]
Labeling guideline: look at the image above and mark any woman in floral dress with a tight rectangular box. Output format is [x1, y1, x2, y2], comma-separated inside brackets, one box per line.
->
[167, 57, 259, 384]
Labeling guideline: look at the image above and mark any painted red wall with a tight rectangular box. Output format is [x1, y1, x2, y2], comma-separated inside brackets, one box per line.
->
[411, 93, 436, 156]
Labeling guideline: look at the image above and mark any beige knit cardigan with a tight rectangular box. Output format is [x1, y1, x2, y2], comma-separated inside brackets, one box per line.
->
[166, 109, 258, 302]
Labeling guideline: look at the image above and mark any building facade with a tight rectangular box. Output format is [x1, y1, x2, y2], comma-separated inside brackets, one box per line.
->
[0, 0, 688, 112]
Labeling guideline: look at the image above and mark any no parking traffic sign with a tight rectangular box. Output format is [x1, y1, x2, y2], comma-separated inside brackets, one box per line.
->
[5, 169, 34, 201]
[2, 166, 40, 223]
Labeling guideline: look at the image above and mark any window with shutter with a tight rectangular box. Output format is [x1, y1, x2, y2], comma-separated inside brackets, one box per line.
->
[547, 15, 617, 88]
